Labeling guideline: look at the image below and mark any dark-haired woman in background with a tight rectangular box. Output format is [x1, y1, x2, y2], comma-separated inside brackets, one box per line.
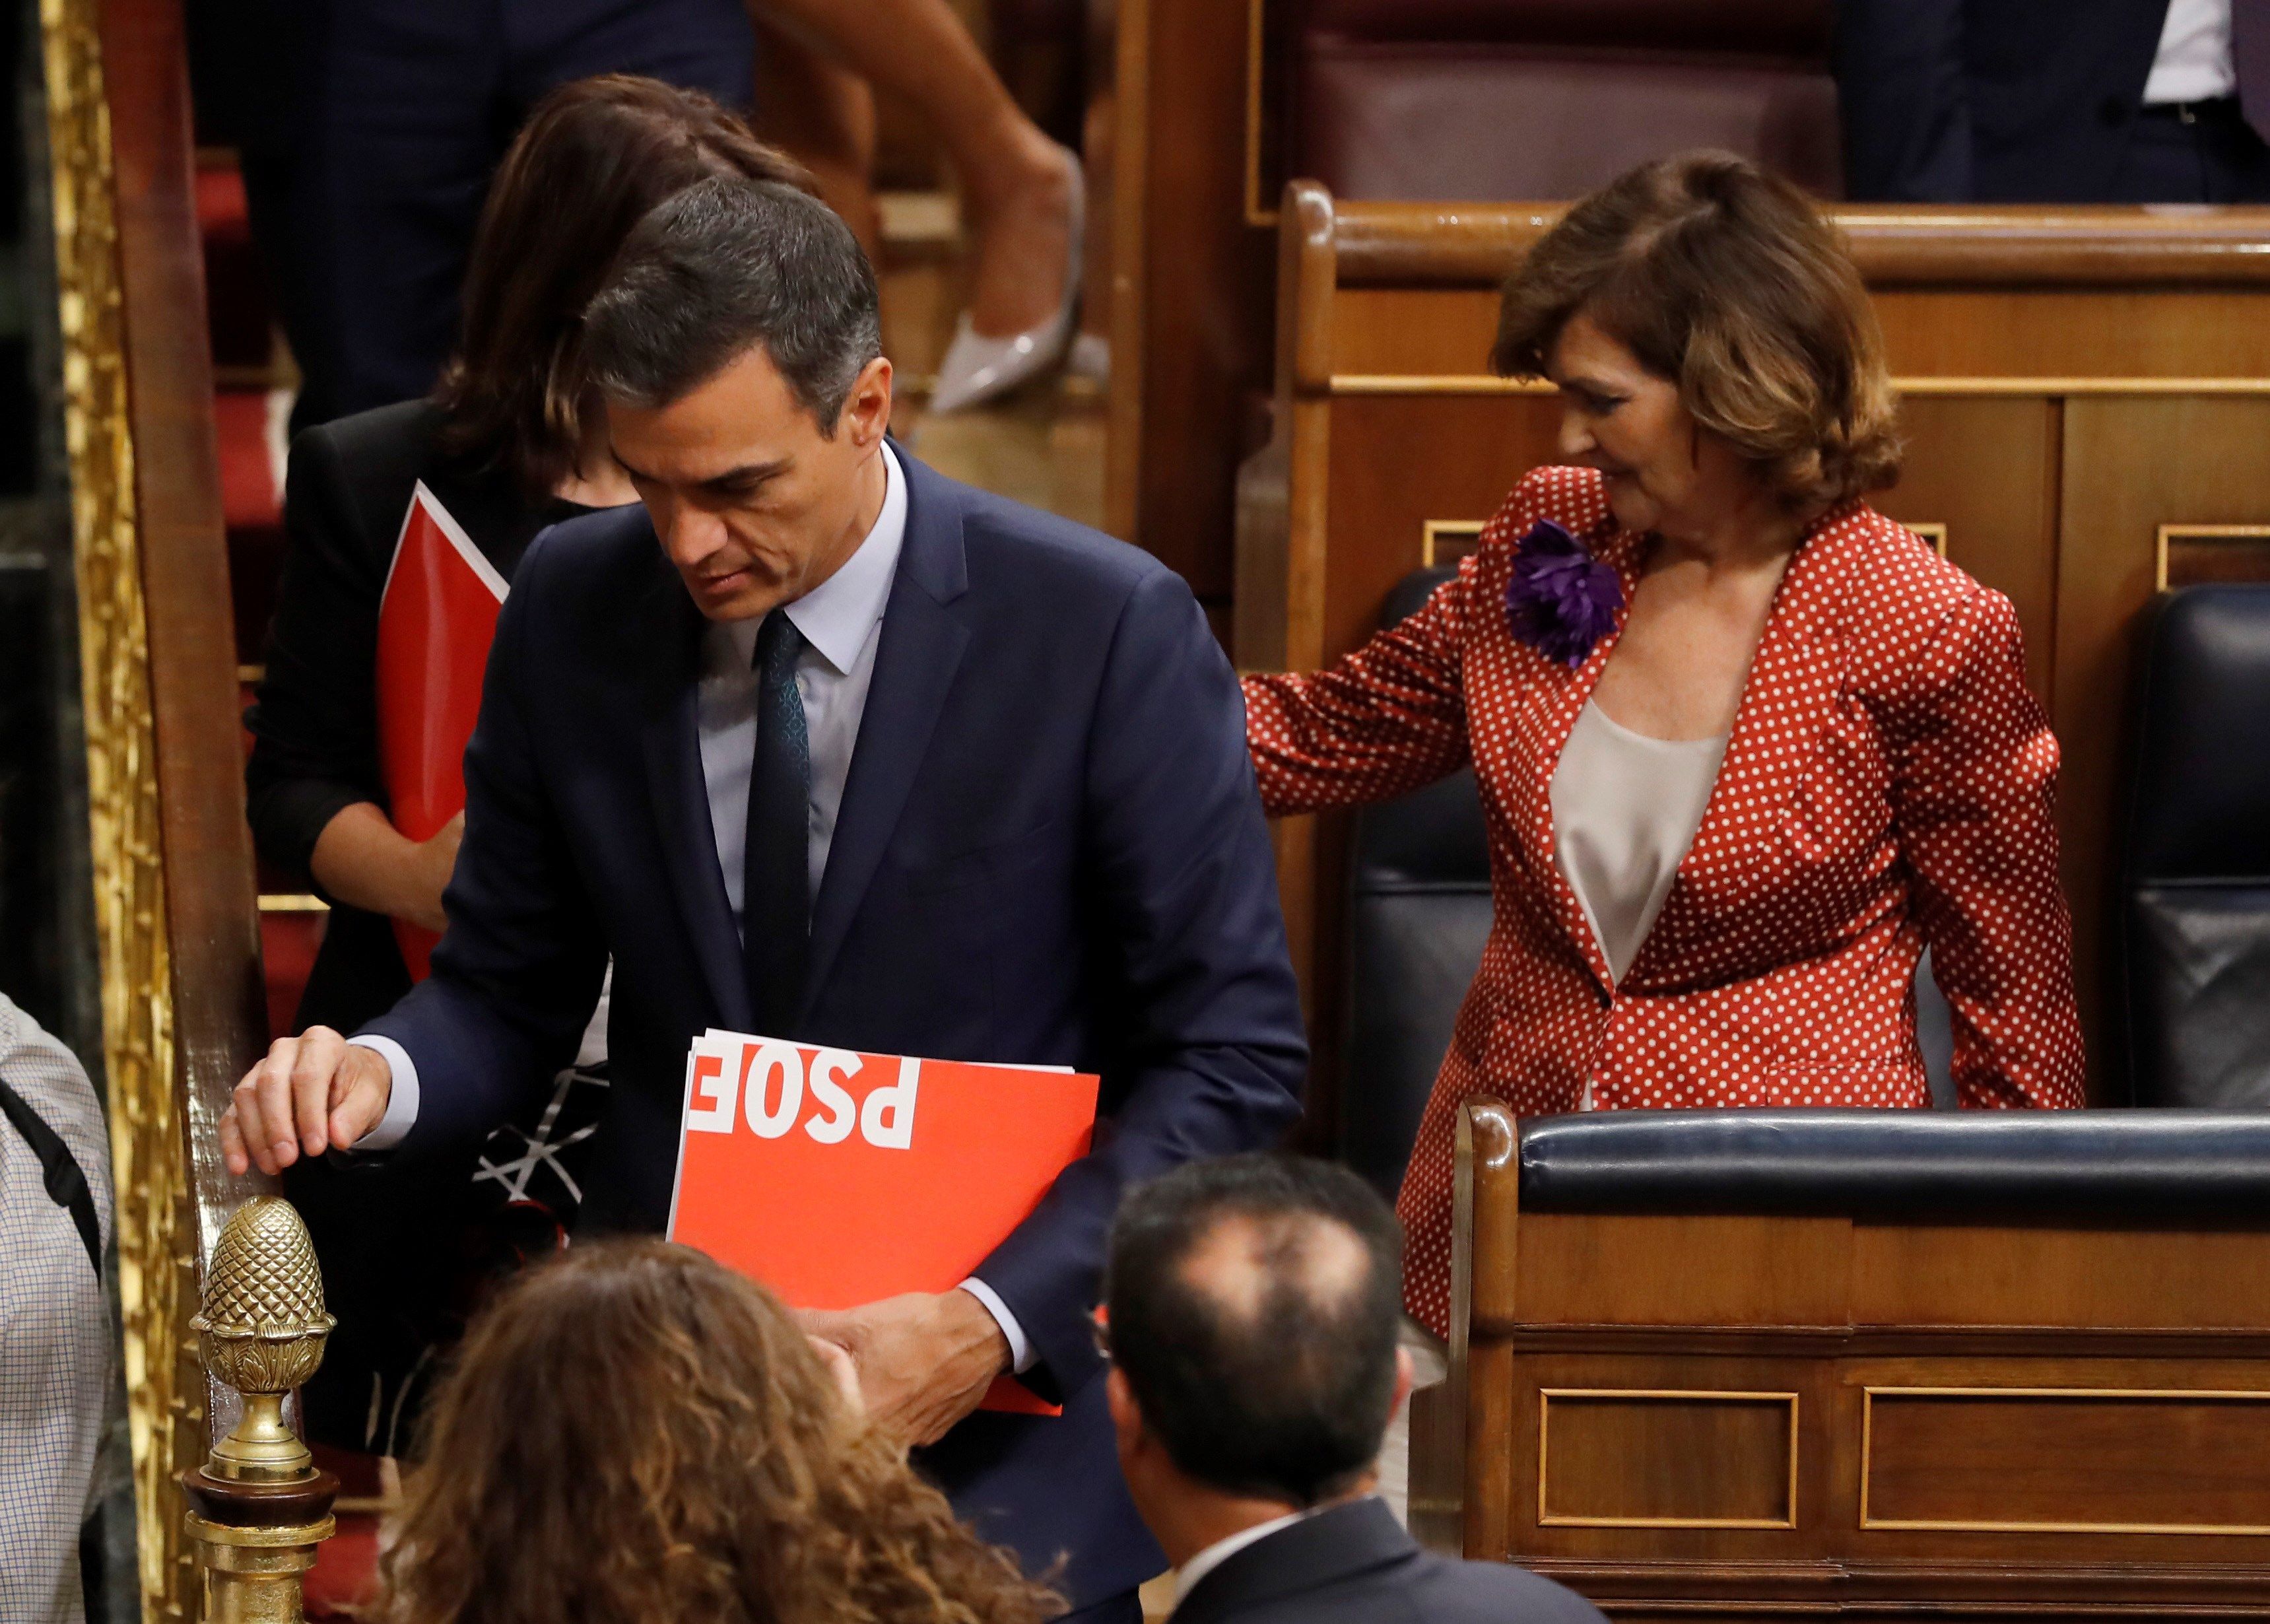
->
[1244, 153, 2086, 1343]
[243, 74, 811, 1454]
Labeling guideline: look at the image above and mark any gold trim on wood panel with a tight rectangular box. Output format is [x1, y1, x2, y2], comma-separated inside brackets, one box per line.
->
[1537, 1388, 1801, 1530]
[1329, 373, 2270, 398]
[1243, 0, 1274, 227]
[1859, 1386, 2270, 1536]
[1422, 520, 1486, 567]
[1906, 522, 1950, 558]
[2155, 523, 2270, 591]
[255, 895, 329, 914]
[40, 0, 201, 1617]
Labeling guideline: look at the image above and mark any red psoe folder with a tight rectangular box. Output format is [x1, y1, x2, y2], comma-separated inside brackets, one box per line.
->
[667, 1031, 1100, 1415]
[373, 483, 507, 980]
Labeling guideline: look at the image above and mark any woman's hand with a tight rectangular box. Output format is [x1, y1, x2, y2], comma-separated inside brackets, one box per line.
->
[310, 804, 465, 933]
[405, 814, 465, 932]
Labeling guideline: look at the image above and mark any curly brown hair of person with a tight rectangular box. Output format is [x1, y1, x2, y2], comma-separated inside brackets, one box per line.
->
[367, 1239, 1062, 1624]
[1492, 149, 1901, 513]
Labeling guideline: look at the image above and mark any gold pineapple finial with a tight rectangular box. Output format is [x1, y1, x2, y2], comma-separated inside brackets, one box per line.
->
[184, 1198, 339, 1624]
[191, 1195, 336, 1480]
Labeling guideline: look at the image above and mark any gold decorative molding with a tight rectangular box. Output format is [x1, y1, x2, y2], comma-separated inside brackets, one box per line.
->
[1906, 522, 1950, 558]
[1859, 1386, 2270, 1536]
[39, 1, 201, 1617]
[2156, 523, 2270, 592]
[1329, 373, 2270, 397]
[1244, 0, 1274, 227]
[1422, 520, 1486, 568]
[255, 895, 329, 915]
[1537, 1388, 1801, 1530]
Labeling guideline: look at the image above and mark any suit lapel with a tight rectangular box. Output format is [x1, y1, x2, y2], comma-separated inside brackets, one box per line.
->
[636, 565, 751, 1029]
[801, 455, 970, 1016]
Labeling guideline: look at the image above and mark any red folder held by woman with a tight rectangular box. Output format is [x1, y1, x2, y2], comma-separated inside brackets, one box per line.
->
[373, 483, 507, 979]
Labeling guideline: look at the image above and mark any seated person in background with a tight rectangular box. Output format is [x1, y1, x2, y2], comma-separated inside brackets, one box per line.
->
[367, 1238, 1059, 1624]
[0, 993, 112, 1624]
[242, 74, 814, 1456]
[1837, 0, 2270, 203]
[1244, 151, 2086, 1348]
[1102, 1153, 1605, 1624]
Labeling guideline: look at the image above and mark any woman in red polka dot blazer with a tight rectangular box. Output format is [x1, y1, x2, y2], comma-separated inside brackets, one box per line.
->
[1244, 154, 2086, 1335]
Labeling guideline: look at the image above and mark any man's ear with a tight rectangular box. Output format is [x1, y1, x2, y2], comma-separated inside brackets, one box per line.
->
[839, 355, 894, 448]
[1106, 1367, 1144, 1455]
[1391, 1345, 1415, 1419]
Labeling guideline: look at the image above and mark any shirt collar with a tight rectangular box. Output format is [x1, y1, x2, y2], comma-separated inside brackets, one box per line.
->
[712, 440, 906, 675]
[1171, 1508, 1312, 1607]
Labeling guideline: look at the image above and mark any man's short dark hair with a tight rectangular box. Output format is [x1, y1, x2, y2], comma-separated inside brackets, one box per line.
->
[1104, 1154, 1402, 1507]
[581, 175, 883, 432]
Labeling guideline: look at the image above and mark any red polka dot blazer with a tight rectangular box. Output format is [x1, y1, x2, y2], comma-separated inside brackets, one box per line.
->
[1244, 467, 2086, 1334]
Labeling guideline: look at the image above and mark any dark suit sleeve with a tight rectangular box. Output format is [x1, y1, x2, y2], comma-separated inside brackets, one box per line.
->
[1834, 0, 1973, 201]
[972, 567, 1309, 1396]
[358, 535, 607, 1156]
[243, 425, 390, 888]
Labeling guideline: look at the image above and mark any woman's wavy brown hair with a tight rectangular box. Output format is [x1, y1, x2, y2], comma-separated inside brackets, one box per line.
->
[1492, 151, 1900, 510]
[368, 1240, 1061, 1624]
[434, 75, 815, 502]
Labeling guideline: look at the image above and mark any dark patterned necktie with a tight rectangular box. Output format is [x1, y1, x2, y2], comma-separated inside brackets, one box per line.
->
[2237, 0, 2270, 144]
[743, 610, 810, 1035]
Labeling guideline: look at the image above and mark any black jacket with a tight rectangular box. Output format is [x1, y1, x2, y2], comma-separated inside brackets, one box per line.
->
[244, 399, 593, 1455]
[1836, 0, 2178, 201]
[1174, 1499, 1607, 1624]
[244, 398, 587, 1035]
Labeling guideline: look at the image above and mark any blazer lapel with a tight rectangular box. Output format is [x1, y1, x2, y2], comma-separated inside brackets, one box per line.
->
[801, 456, 970, 1016]
[1493, 525, 1646, 993]
[1627, 502, 1863, 982]
[636, 566, 751, 1029]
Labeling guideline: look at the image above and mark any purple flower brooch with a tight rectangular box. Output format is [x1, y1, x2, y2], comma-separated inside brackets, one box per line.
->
[1504, 519, 1622, 668]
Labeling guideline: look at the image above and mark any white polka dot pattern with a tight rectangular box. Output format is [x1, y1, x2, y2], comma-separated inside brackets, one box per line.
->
[1244, 466, 2087, 1336]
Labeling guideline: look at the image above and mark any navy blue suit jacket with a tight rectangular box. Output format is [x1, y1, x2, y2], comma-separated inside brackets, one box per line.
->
[1836, 0, 2174, 201]
[1174, 1499, 1607, 1624]
[363, 450, 1309, 1605]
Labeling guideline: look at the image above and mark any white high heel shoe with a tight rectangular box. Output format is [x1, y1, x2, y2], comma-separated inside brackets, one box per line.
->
[929, 145, 1085, 413]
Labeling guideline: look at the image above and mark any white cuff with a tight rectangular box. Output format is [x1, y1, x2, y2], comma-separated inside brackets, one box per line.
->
[958, 1276, 1035, 1374]
[343, 1036, 420, 1152]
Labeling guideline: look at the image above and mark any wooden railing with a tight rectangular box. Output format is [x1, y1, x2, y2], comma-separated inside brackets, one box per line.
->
[42, 0, 276, 1615]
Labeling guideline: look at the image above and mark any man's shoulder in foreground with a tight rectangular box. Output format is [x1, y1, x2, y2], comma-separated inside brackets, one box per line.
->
[1178, 1498, 1605, 1624]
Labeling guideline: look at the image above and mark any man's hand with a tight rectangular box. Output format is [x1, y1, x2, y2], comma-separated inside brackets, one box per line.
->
[797, 1289, 1011, 1446]
[218, 1028, 394, 1176]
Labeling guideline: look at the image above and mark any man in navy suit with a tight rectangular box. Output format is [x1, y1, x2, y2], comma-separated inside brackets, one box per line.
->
[1104, 1155, 1604, 1624]
[219, 176, 1309, 1619]
[1837, 0, 2270, 203]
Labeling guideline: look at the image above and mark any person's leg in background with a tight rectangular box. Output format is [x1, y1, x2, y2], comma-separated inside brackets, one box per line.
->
[749, 13, 881, 261]
[286, 0, 506, 429]
[758, 0, 1080, 408]
[505, 0, 756, 131]
[2107, 101, 2270, 203]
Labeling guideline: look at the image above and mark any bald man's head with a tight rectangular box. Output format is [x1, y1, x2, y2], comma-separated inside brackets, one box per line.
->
[1104, 1155, 1401, 1506]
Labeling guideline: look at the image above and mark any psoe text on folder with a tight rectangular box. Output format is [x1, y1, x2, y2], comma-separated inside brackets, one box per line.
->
[667, 1029, 1100, 1415]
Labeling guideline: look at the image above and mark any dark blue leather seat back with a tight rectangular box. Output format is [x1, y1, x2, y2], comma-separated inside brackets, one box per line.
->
[2121, 586, 2270, 1107]
[1521, 1108, 2270, 1215]
[1339, 569, 1485, 1200]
